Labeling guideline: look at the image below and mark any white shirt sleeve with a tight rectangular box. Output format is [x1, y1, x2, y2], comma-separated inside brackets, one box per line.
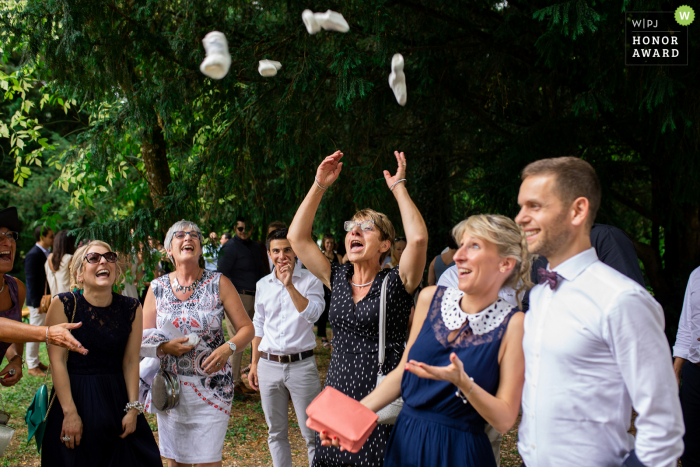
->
[673, 268, 700, 361]
[253, 291, 265, 339]
[437, 265, 459, 288]
[604, 290, 684, 467]
[298, 275, 325, 325]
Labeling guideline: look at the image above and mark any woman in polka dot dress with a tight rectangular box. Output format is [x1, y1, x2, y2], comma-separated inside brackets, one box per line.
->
[289, 150, 428, 466]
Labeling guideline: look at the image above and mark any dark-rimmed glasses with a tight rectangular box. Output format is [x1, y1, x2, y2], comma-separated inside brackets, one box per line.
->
[0, 231, 19, 242]
[344, 220, 375, 232]
[85, 252, 118, 264]
[174, 231, 201, 241]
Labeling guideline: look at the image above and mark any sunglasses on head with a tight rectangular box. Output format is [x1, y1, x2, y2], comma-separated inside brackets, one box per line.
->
[344, 220, 375, 232]
[84, 252, 118, 264]
[173, 231, 201, 240]
[395, 237, 406, 242]
[0, 231, 19, 242]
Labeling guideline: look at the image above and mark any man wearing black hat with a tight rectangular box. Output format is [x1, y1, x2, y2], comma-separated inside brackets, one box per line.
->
[24, 223, 54, 376]
[0, 207, 87, 361]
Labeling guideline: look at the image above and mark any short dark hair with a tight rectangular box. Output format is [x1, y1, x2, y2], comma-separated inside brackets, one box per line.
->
[222, 232, 232, 240]
[267, 220, 286, 232]
[522, 156, 601, 227]
[266, 228, 288, 251]
[447, 232, 459, 250]
[34, 225, 51, 242]
[236, 217, 246, 225]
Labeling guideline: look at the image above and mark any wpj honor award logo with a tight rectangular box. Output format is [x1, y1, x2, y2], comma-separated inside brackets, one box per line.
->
[625, 6, 692, 66]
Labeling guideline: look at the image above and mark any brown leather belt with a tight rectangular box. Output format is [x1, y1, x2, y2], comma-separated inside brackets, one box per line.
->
[261, 350, 314, 364]
[239, 289, 256, 296]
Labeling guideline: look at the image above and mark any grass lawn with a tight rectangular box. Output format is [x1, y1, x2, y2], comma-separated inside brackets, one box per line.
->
[0, 329, 525, 466]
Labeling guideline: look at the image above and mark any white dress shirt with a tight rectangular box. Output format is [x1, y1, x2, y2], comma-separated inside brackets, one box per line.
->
[437, 264, 521, 307]
[253, 262, 324, 355]
[673, 266, 700, 364]
[519, 248, 684, 467]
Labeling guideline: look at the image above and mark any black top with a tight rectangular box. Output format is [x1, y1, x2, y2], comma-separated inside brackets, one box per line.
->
[24, 244, 48, 307]
[59, 292, 138, 375]
[216, 236, 265, 292]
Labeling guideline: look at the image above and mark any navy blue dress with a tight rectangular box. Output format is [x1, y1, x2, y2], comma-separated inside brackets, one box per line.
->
[384, 286, 521, 467]
[42, 292, 161, 467]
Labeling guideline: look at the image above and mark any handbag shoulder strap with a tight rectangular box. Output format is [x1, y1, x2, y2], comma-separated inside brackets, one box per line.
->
[378, 273, 391, 369]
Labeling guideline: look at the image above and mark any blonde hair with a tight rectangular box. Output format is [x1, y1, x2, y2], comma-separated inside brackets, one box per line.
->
[452, 214, 533, 308]
[387, 238, 407, 268]
[70, 240, 124, 290]
[351, 209, 396, 264]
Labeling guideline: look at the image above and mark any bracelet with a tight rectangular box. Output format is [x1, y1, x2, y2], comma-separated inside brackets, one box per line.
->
[455, 377, 475, 405]
[46, 326, 50, 346]
[389, 179, 407, 192]
[8, 354, 23, 365]
[314, 177, 328, 191]
[124, 401, 145, 415]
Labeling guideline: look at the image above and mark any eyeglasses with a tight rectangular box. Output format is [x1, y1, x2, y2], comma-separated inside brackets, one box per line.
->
[236, 227, 245, 232]
[0, 231, 19, 242]
[173, 231, 201, 241]
[344, 220, 375, 232]
[84, 252, 118, 264]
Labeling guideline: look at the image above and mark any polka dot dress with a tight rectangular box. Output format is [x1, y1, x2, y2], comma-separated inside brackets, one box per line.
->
[313, 263, 414, 467]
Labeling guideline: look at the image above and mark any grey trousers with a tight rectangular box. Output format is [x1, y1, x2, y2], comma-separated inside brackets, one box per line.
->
[485, 423, 502, 466]
[226, 293, 255, 384]
[258, 356, 323, 467]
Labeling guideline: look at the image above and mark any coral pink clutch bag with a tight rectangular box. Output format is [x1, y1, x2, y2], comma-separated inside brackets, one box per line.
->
[305, 387, 378, 453]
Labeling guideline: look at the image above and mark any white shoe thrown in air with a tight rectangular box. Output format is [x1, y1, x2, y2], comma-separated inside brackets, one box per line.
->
[388, 53, 407, 106]
[301, 9, 349, 34]
[258, 60, 283, 77]
[200, 31, 231, 79]
[302, 9, 321, 34]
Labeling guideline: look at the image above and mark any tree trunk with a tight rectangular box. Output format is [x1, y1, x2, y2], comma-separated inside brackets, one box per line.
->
[140, 124, 172, 210]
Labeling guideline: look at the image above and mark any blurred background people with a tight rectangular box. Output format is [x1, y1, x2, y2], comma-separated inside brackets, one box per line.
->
[428, 234, 458, 286]
[25, 223, 55, 376]
[45, 230, 76, 296]
[383, 237, 406, 269]
[317, 234, 342, 349]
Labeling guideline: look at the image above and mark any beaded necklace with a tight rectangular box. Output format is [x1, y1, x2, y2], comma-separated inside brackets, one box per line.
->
[172, 269, 203, 293]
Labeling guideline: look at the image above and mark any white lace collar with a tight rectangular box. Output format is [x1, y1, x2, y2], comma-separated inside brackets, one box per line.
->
[440, 288, 513, 335]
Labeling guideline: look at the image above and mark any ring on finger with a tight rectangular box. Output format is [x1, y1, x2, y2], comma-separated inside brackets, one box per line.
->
[62, 436, 71, 442]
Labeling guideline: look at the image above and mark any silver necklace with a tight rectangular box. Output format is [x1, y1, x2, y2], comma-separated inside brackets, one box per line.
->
[350, 278, 373, 287]
[172, 270, 202, 293]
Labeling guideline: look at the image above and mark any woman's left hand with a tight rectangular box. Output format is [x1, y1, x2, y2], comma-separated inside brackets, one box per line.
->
[405, 352, 468, 387]
[0, 357, 23, 387]
[202, 345, 231, 374]
[383, 151, 407, 190]
[119, 410, 138, 439]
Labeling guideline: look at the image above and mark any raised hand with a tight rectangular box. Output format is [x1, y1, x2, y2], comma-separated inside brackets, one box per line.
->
[315, 151, 344, 188]
[405, 352, 468, 387]
[383, 151, 407, 190]
[278, 263, 294, 287]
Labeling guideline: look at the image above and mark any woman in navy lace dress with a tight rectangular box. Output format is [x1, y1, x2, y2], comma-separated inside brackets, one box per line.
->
[42, 240, 161, 466]
[321, 215, 531, 467]
[289, 150, 428, 466]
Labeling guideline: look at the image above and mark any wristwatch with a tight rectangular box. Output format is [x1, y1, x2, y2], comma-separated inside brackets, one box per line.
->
[227, 341, 236, 355]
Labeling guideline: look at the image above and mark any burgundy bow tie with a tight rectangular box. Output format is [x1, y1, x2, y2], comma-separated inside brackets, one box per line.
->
[538, 268, 560, 290]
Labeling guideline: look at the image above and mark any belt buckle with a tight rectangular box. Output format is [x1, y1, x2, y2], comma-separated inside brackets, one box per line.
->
[279, 354, 291, 363]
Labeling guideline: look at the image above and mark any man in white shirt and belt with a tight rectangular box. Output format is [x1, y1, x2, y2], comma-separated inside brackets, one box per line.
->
[249, 228, 324, 467]
[673, 266, 700, 466]
[514, 156, 684, 467]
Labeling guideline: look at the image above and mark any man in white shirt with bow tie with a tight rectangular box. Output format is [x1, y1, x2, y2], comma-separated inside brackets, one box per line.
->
[249, 228, 324, 467]
[514, 157, 683, 467]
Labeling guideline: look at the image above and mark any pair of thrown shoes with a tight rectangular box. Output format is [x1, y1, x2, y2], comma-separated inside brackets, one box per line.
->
[302, 9, 350, 34]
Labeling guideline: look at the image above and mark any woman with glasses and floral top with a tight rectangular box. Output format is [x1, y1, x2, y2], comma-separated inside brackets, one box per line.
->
[43, 240, 161, 466]
[288, 150, 428, 467]
[140, 220, 254, 467]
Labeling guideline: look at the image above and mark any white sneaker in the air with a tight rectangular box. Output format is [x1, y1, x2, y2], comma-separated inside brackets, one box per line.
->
[258, 60, 283, 77]
[302, 9, 349, 34]
[200, 31, 231, 79]
[302, 10, 321, 34]
[388, 53, 407, 106]
[315, 10, 350, 32]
